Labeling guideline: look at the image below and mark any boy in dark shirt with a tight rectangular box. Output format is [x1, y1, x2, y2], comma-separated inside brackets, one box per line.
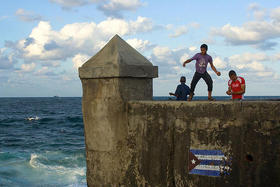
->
[169, 76, 191, 101]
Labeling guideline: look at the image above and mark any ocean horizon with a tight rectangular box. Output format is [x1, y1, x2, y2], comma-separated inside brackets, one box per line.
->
[1, 96, 280, 186]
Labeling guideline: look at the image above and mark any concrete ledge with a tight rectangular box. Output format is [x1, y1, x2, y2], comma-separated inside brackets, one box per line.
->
[126, 101, 280, 186]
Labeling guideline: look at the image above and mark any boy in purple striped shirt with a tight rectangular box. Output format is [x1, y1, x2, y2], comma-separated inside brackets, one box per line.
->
[183, 44, 221, 101]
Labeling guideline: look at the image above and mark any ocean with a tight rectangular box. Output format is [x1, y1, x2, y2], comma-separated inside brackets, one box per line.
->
[1, 96, 280, 186]
[0, 97, 86, 187]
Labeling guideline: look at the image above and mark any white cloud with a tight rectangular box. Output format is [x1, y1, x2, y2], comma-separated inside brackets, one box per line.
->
[149, 46, 193, 79]
[271, 7, 280, 22]
[227, 52, 278, 80]
[212, 6, 280, 50]
[11, 17, 154, 62]
[72, 53, 90, 69]
[126, 38, 153, 52]
[188, 46, 197, 51]
[272, 53, 280, 61]
[190, 22, 200, 29]
[49, 0, 98, 9]
[0, 16, 8, 21]
[15, 9, 42, 22]
[0, 49, 16, 69]
[213, 57, 227, 69]
[169, 23, 199, 38]
[20, 63, 36, 72]
[169, 25, 188, 38]
[49, 0, 142, 17]
[228, 52, 269, 64]
[152, 46, 172, 60]
[99, 0, 143, 17]
[179, 53, 189, 63]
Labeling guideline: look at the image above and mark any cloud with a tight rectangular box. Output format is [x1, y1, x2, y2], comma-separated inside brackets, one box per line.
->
[48, 0, 98, 9]
[227, 52, 278, 80]
[18, 63, 36, 72]
[7, 17, 154, 63]
[149, 46, 194, 79]
[168, 23, 200, 38]
[0, 16, 8, 21]
[213, 57, 227, 69]
[228, 52, 269, 64]
[49, 0, 143, 17]
[15, 9, 42, 22]
[248, 3, 267, 20]
[0, 50, 16, 69]
[212, 5, 280, 50]
[98, 0, 144, 18]
[72, 53, 90, 69]
[126, 38, 154, 52]
[34, 66, 57, 76]
[271, 7, 280, 22]
[169, 25, 188, 38]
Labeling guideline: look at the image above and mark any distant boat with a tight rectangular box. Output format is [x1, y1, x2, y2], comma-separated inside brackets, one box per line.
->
[53, 96, 59, 98]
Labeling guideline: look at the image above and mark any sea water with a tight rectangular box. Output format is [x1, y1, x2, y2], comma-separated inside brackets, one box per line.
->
[0, 97, 86, 187]
[1, 96, 279, 186]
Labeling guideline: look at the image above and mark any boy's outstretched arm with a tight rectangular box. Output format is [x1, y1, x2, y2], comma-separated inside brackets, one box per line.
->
[210, 63, 221, 76]
[226, 86, 232, 95]
[169, 92, 177, 96]
[183, 59, 193, 67]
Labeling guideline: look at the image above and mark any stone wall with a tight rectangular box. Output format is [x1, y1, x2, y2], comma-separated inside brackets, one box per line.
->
[126, 101, 280, 187]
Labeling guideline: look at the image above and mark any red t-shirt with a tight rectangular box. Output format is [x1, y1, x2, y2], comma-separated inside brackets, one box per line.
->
[228, 76, 245, 99]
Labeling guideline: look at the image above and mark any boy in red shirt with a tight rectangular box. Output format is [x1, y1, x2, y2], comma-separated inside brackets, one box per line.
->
[226, 70, 246, 100]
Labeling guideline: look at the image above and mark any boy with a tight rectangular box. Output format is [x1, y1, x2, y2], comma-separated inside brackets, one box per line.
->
[226, 70, 245, 100]
[169, 76, 191, 101]
[183, 44, 221, 101]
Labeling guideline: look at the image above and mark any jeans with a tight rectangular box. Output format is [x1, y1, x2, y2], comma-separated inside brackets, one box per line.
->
[190, 71, 213, 93]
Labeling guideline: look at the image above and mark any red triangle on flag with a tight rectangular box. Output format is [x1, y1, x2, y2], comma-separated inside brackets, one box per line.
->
[189, 150, 201, 171]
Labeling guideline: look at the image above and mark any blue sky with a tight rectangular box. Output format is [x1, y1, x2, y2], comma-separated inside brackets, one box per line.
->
[1, 0, 280, 97]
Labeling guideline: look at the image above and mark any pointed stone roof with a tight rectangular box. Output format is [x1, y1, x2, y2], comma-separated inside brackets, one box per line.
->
[79, 35, 158, 78]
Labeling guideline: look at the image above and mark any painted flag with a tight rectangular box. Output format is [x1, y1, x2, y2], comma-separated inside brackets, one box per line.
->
[189, 149, 230, 177]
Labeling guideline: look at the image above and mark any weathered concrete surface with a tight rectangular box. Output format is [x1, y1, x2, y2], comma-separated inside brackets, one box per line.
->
[126, 101, 280, 187]
[79, 35, 158, 186]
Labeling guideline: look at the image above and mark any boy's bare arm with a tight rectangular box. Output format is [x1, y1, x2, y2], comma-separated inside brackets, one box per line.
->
[183, 59, 193, 67]
[210, 63, 221, 76]
[226, 86, 232, 95]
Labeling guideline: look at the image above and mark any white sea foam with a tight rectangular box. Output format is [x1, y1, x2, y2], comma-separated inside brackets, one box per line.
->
[29, 153, 86, 183]
[29, 153, 39, 168]
[26, 116, 40, 121]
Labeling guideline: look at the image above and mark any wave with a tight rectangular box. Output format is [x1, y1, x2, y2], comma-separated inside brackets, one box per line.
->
[29, 153, 86, 184]
[25, 116, 40, 121]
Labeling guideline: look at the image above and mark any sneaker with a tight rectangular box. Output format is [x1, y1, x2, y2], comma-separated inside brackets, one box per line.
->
[208, 97, 215, 101]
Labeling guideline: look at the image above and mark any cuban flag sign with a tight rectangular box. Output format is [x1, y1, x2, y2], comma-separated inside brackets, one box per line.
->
[189, 149, 231, 177]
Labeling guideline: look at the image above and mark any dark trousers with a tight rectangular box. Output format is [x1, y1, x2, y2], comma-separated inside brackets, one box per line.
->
[190, 71, 213, 93]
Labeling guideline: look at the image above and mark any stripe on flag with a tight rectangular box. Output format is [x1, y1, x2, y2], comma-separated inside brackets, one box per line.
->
[189, 149, 230, 177]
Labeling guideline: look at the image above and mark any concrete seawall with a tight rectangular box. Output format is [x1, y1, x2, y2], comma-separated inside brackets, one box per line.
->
[127, 101, 280, 186]
[79, 35, 280, 186]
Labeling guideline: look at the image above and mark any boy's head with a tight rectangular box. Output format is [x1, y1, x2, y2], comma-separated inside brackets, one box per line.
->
[229, 70, 237, 81]
[200, 44, 208, 55]
[180, 76, 186, 83]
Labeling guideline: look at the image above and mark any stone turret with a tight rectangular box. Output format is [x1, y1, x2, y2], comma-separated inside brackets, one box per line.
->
[79, 35, 158, 186]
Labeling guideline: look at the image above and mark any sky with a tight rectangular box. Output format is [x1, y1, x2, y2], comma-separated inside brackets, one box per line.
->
[1, 0, 280, 97]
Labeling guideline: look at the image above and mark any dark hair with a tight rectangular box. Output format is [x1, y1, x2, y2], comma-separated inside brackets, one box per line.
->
[229, 70, 236, 76]
[180, 76, 186, 82]
[200, 44, 208, 50]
